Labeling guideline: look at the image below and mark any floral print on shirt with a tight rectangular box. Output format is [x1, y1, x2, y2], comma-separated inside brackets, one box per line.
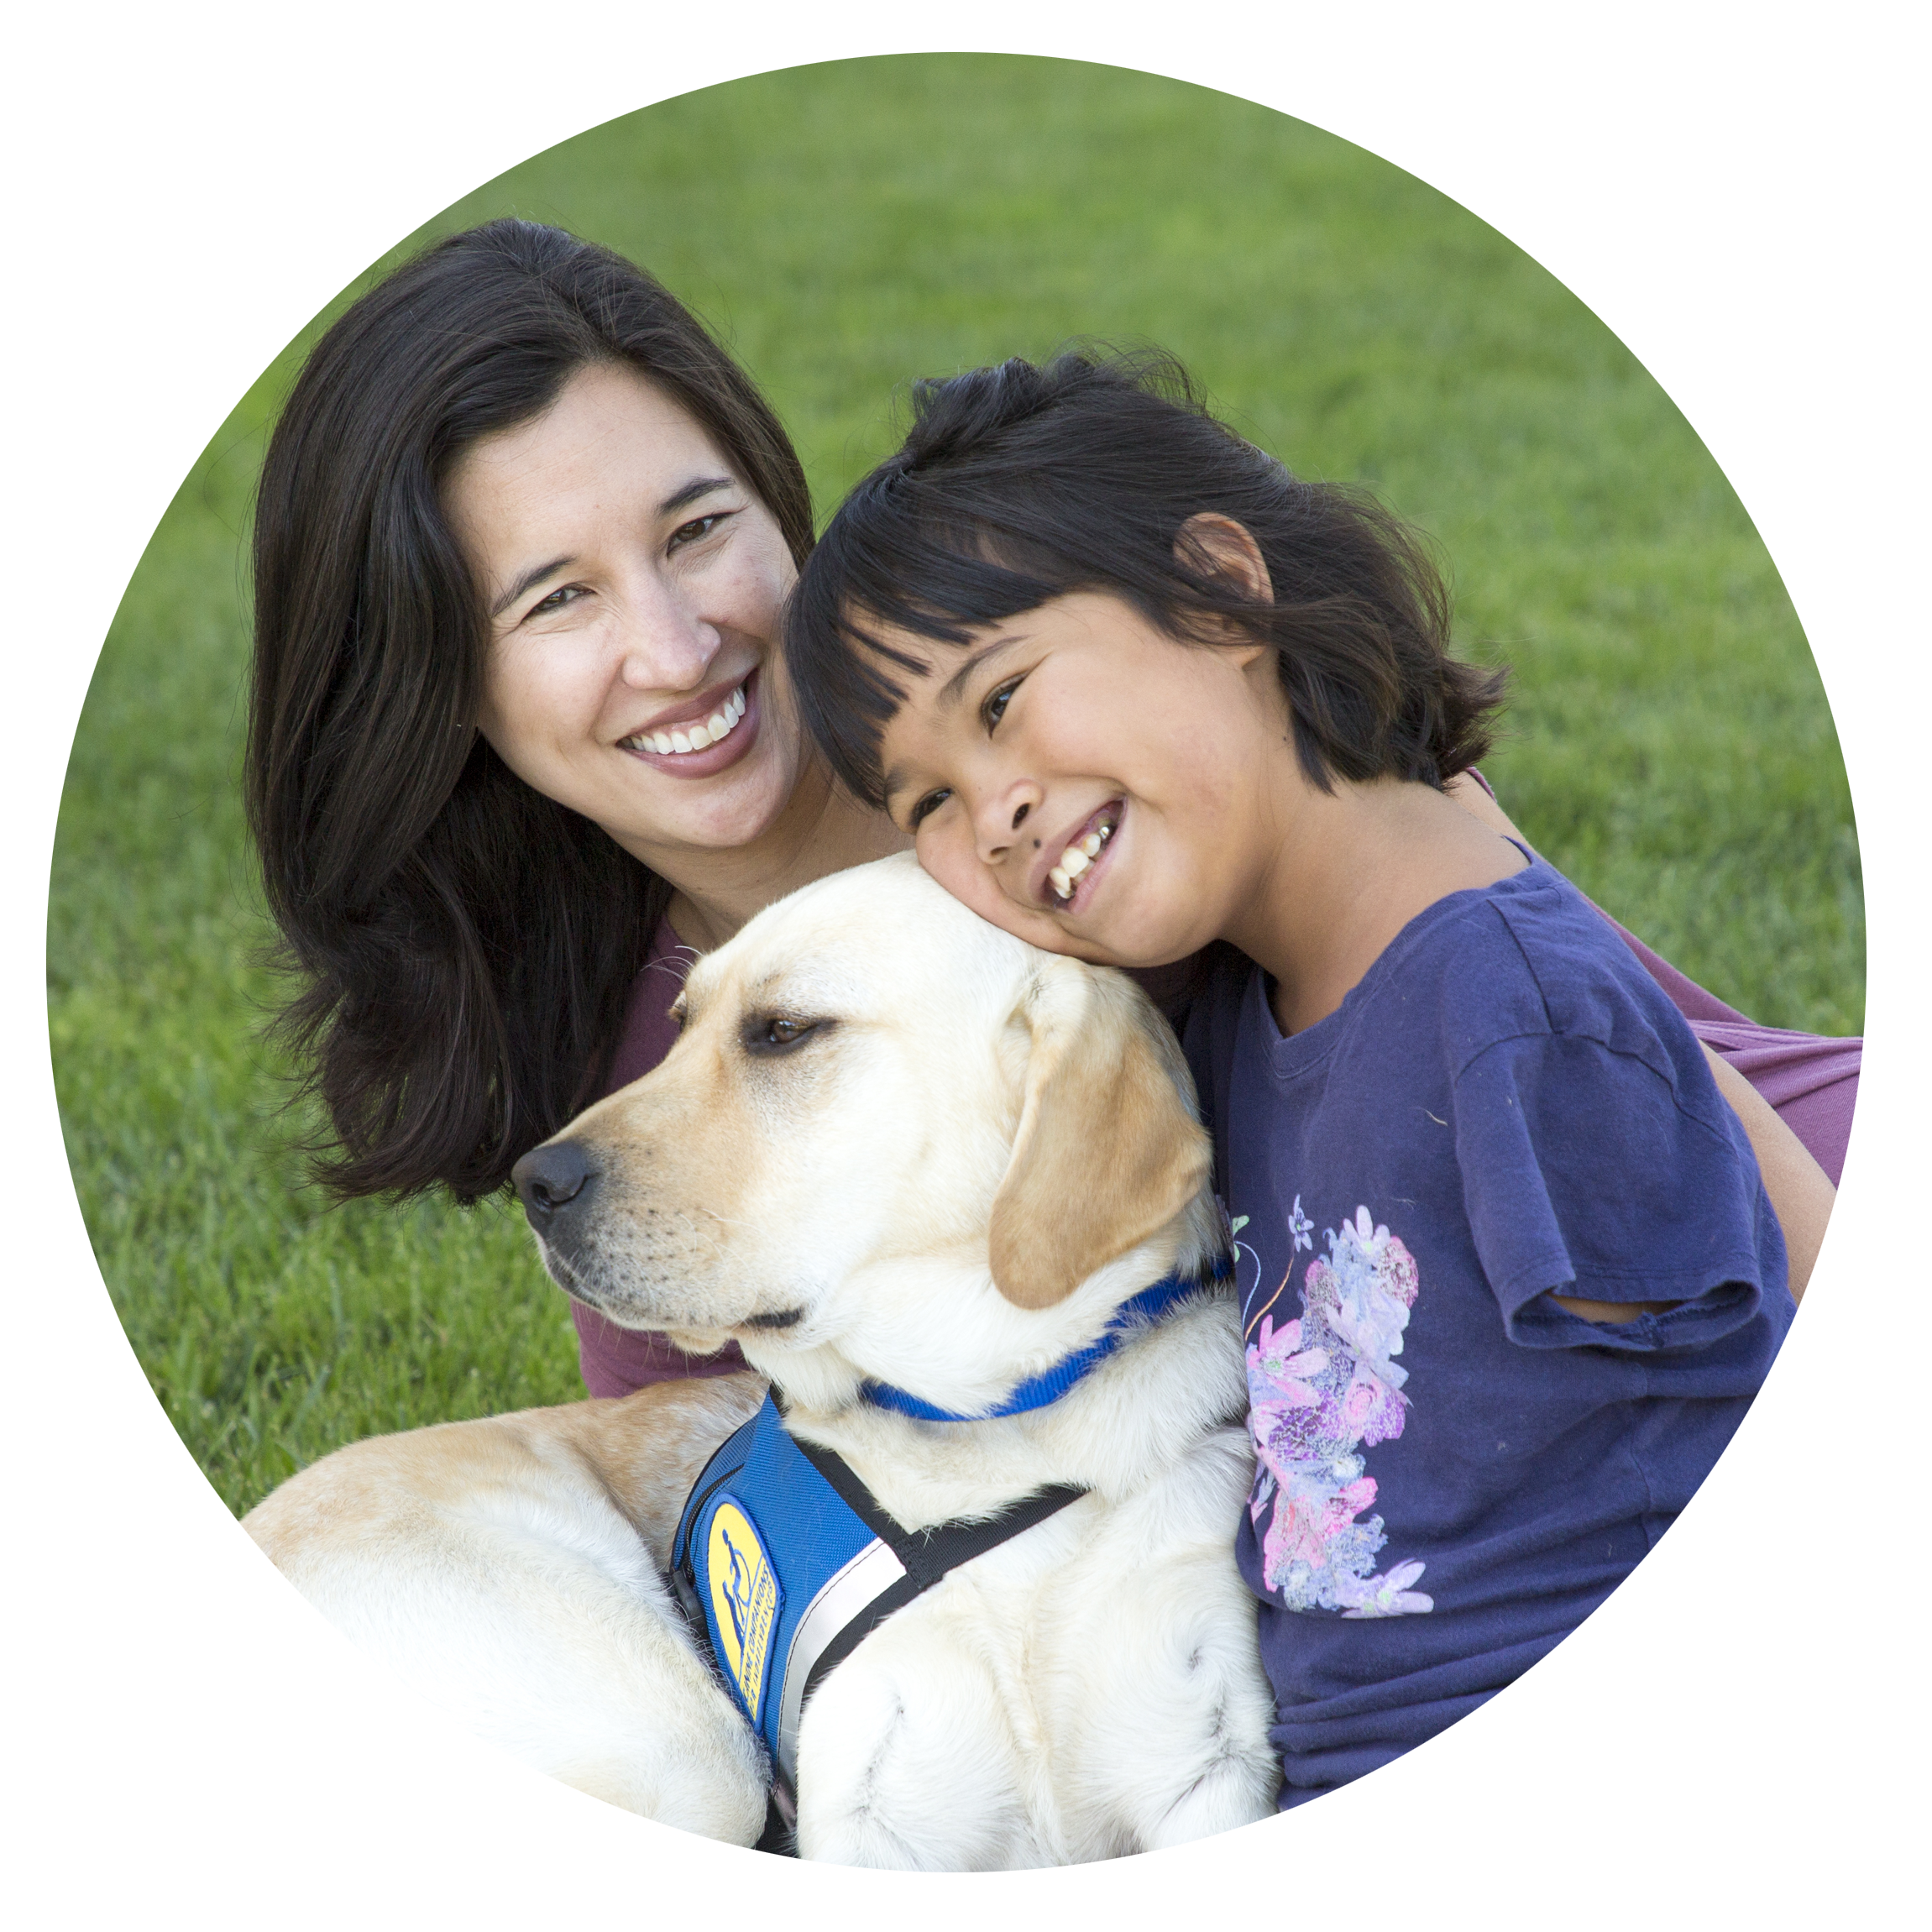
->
[1241, 1203, 1434, 1618]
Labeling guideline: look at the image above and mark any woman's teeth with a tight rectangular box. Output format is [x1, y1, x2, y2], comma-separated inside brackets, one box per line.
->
[625, 684, 746, 757]
[1048, 820, 1114, 902]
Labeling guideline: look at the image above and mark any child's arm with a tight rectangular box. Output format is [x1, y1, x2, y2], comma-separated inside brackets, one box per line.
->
[1537, 1050, 1870, 1514]
[1448, 769, 1835, 1303]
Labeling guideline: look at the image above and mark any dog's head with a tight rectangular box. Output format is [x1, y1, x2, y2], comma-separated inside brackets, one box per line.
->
[512, 853, 1219, 1411]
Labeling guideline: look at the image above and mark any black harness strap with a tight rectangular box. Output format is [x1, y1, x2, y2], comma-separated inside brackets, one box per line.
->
[715, 1429, 1089, 1862]
[785, 1432, 1088, 1718]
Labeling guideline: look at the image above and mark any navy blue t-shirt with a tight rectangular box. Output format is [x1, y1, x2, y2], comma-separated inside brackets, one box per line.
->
[1180, 854, 1793, 1808]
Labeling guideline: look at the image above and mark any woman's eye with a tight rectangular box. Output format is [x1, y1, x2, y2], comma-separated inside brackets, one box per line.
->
[908, 788, 952, 831]
[668, 510, 731, 552]
[528, 584, 589, 617]
[983, 677, 1023, 730]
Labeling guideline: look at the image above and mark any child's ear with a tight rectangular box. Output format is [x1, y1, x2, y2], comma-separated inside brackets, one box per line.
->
[1175, 512, 1275, 610]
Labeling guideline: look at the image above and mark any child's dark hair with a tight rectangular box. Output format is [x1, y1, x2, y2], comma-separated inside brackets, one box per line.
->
[785, 348, 1506, 804]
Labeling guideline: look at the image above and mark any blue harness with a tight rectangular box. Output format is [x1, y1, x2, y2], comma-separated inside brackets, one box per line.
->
[669, 1263, 1225, 1840]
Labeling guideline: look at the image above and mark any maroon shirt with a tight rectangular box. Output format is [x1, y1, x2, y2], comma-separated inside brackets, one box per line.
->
[573, 887, 1860, 1400]
[569, 919, 749, 1398]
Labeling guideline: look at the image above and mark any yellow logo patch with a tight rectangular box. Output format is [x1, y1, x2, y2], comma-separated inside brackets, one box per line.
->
[707, 1500, 781, 1719]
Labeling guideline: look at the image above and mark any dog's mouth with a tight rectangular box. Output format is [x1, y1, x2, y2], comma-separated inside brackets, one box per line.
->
[534, 1234, 804, 1339]
[741, 1306, 805, 1331]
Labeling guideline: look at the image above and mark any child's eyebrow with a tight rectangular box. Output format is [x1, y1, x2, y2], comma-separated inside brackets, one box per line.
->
[936, 631, 1028, 708]
[875, 631, 1032, 805]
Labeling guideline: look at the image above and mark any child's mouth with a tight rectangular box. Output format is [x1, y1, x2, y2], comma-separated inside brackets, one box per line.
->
[1043, 800, 1123, 911]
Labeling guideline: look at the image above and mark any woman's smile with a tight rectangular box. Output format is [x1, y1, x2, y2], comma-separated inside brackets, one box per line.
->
[618, 667, 761, 777]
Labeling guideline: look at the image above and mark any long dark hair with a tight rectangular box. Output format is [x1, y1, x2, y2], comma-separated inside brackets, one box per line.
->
[248, 219, 813, 1202]
[785, 348, 1505, 804]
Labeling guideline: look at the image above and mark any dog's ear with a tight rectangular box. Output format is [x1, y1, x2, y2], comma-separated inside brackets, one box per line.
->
[987, 957, 1212, 1310]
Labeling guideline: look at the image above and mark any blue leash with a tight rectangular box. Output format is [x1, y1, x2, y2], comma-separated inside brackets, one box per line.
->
[860, 1256, 1232, 1423]
[45, 1715, 93, 1862]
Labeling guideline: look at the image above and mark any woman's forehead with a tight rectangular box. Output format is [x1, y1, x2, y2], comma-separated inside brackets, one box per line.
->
[445, 364, 737, 558]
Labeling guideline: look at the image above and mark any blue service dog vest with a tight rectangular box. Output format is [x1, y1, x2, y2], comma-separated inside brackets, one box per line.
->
[671, 1393, 1085, 1824]
[668, 1265, 1228, 1838]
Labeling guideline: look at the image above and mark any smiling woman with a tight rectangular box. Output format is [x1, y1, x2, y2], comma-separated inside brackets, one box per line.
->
[445, 362, 846, 931]
[245, 223, 900, 1406]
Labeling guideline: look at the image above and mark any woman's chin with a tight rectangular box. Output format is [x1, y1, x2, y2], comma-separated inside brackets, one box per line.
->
[607, 752, 801, 861]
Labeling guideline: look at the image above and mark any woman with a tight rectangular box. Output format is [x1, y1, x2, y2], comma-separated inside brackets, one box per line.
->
[246, 218, 1852, 1402]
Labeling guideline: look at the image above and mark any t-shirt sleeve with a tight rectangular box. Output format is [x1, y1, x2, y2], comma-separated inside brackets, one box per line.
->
[1450, 1027, 1785, 1351]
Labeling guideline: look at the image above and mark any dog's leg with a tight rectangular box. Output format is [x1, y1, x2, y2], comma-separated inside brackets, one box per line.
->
[793, 1633, 1049, 1870]
[1128, 1754, 1298, 1870]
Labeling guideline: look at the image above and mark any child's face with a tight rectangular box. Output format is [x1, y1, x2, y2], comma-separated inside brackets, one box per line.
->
[872, 591, 1292, 968]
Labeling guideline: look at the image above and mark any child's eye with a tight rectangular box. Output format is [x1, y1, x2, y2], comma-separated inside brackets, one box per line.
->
[668, 510, 733, 552]
[982, 677, 1024, 731]
[908, 788, 952, 830]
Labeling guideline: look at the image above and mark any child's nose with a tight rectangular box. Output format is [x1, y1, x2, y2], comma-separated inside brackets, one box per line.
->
[974, 781, 1043, 863]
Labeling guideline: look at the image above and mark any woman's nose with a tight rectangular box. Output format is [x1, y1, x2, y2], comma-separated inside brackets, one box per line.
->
[617, 576, 723, 691]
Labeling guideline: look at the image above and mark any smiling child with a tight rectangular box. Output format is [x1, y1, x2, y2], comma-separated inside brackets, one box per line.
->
[783, 350, 1798, 1808]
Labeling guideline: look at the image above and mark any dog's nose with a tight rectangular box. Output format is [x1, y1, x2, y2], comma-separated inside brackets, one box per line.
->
[513, 1139, 597, 1225]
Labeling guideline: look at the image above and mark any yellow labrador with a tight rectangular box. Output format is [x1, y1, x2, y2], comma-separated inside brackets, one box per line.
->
[68, 850, 1291, 1870]
[245, 853, 1276, 1865]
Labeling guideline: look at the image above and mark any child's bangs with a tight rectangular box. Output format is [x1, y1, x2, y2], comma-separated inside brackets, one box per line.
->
[787, 499, 1085, 809]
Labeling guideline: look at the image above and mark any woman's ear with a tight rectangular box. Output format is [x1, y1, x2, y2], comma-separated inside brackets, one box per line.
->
[1175, 512, 1275, 606]
[987, 956, 1212, 1310]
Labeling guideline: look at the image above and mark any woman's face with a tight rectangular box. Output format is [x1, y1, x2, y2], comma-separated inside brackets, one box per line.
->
[447, 361, 807, 872]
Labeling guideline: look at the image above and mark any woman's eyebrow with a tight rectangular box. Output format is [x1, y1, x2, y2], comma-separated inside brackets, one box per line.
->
[659, 474, 738, 517]
[492, 556, 573, 619]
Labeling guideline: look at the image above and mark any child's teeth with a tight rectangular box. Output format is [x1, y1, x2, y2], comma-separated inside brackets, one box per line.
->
[1048, 866, 1071, 897]
[1080, 833, 1102, 857]
[1061, 846, 1090, 877]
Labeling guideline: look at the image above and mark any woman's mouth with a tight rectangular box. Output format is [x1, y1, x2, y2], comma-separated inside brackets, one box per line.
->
[617, 669, 760, 776]
[1043, 800, 1122, 910]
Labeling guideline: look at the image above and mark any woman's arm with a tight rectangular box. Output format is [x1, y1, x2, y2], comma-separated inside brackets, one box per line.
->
[1708, 1050, 1870, 1514]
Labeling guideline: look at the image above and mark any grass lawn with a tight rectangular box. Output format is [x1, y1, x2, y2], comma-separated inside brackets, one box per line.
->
[48, 55, 1861, 1518]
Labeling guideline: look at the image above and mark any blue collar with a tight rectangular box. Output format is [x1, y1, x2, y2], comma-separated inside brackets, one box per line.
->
[860, 1258, 1231, 1423]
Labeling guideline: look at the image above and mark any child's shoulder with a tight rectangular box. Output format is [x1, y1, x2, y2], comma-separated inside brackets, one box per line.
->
[1365, 854, 1694, 1076]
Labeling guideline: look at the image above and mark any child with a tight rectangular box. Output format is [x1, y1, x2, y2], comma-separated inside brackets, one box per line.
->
[783, 350, 1798, 1809]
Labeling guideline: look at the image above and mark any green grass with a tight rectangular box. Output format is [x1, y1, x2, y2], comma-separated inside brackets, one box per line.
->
[48, 54, 1861, 1517]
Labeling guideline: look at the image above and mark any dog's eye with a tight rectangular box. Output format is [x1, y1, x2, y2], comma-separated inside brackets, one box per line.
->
[743, 1013, 826, 1056]
[670, 996, 689, 1034]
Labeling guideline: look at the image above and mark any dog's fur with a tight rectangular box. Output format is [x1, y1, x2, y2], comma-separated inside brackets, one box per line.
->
[246, 854, 1277, 1866]
[525, 861, 1298, 1870]
[60, 1383, 768, 1862]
